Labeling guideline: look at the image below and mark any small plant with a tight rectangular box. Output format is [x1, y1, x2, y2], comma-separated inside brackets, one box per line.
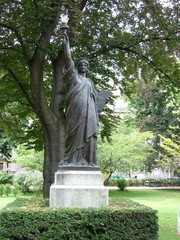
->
[0, 184, 4, 197]
[116, 178, 127, 191]
[3, 184, 11, 196]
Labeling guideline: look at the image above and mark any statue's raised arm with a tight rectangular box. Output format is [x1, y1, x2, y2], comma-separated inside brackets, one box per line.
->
[63, 32, 74, 69]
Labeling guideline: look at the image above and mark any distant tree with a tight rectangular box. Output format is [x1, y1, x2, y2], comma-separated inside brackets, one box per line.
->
[155, 131, 180, 176]
[144, 134, 160, 173]
[126, 79, 180, 172]
[127, 79, 179, 134]
[97, 118, 152, 183]
[11, 145, 44, 172]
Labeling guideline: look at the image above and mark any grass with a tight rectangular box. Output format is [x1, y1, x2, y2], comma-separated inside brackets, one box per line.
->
[110, 189, 180, 240]
[0, 193, 40, 210]
[1, 189, 179, 240]
[0, 196, 16, 209]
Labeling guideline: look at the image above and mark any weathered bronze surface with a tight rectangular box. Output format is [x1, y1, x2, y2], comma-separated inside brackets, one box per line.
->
[59, 32, 110, 170]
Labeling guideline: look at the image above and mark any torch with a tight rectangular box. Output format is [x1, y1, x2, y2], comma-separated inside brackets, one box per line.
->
[60, 10, 69, 34]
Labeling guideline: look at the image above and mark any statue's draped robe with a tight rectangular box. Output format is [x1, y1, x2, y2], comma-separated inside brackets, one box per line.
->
[63, 65, 98, 166]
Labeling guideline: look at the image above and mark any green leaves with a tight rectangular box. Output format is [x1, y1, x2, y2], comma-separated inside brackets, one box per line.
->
[11, 145, 44, 171]
[128, 79, 180, 134]
[97, 118, 152, 178]
[0, 201, 158, 240]
[0, 0, 179, 143]
[0, 131, 13, 159]
[0, 0, 179, 197]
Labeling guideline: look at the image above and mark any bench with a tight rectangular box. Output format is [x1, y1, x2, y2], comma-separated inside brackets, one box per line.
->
[145, 180, 162, 187]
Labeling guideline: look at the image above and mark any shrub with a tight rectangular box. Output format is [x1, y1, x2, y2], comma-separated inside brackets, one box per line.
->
[14, 172, 30, 194]
[116, 178, 127, 191]
[3, 184, 11, 196]
[0, 202, 158, 240]
[26, 171, 43, 196]
[127, 178, 144, 186]
[14, 171, 43, 195]
[106, 178, 117, 186]
[0, 170, 13, 184]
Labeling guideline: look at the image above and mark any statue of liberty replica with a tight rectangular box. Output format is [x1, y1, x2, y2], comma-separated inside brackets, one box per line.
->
[50, 14, 109, 208]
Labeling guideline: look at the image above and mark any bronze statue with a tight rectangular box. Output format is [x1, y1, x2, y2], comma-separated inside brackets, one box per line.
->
[59, 32, 110, 170]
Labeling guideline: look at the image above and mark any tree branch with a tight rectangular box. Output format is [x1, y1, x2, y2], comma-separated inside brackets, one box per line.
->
[6, 67, 35, 111]
[136, 36, 171, 44]
[8, 99, 30, 106]
[135, 31, 180, 44]
[29, 1, 60, 123]
[0, 46, 17, 51]
[112, 45, 173, 82]
[80, 0, 88, 11]
[0, 23, 30, 63]
[90, 44, 173, 83]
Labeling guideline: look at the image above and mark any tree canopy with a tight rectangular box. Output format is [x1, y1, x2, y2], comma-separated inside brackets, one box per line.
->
[97, 118, 152, 182]
[155, 131, 180, 174]
[0, 0, 179, 196]
[1, 0, 179, 138]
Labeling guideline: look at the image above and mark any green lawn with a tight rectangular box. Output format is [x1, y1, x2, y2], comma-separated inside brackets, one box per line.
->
[110, 189, 180, 240]
[0, 193, 38, 210]
[0, 196, 16, 209]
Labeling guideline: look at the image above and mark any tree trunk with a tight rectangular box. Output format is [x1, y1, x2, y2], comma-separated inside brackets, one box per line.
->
[104, 169, 116, 186]
[29, 24, 67, 196]
[42, 53, 66, 198]
[40, 70, 66, 197]
[43, 122, 65, 198]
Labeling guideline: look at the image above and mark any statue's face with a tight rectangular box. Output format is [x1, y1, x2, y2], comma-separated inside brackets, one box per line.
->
[78, 62, 88, 74]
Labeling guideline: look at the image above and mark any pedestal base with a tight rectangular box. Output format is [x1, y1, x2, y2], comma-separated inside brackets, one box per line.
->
[49, 170, 109, 208]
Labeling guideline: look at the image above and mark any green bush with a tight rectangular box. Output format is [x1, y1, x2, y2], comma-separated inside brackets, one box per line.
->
[13, 172, 29, 194]
[0, 170, 13, 184]
[0, 205, 158, 240]
[14, 171, 43, 195]
[127, 178, 145, 186]
[116, 178, 127, 191]
[106, 178, 117, 186]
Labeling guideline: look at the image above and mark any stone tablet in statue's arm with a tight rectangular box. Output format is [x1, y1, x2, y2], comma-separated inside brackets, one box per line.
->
[96, 90, 112, 113]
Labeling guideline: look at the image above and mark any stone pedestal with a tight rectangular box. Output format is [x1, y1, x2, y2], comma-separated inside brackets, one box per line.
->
[49, 170, 109, 208]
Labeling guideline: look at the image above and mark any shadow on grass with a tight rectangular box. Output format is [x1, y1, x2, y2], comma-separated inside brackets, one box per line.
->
[2, 197, 49, 211]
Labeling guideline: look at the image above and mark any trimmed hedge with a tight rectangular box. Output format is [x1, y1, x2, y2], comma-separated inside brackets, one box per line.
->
[0, 204, 158, 240]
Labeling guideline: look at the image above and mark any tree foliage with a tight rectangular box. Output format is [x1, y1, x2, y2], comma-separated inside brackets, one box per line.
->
[0, 130, 13, 160]
[0, 0, 179, 142]
[0, 0, 179, 196]
[11, 145, 44, 172]
[127, 79, 180, 134]
[97, 118, 152, 181]
[127, 77, 179, 172]
[155, 131, 180, 172]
